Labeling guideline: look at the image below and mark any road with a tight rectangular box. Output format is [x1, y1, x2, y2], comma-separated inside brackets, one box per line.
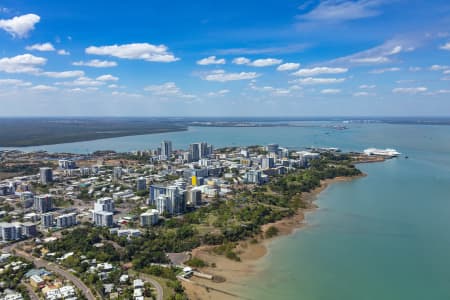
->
[22, 281, 39, 300]
[13, 249, 97, 300]
[134, 272, 164, 300]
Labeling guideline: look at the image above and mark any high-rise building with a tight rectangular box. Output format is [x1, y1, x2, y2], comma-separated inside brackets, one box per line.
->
[189, 143, 200, 162]
[0, 223, 22, 241]
[113, 167, 122, 182]
[41, 213, 54, 228]
[266, 144, 279, 153]
[136, 177, 147, 191]
[185, 189, 202, 206]
[21, 191, 34, 208]
[21, 223, 37, 237]
[93, 211, 113, 227]
[58, 159, 76, 169]
[140, 209, 159, 226]
[33, 195, 53, 213]
[93, 197, 114, 227]
[160, 140, 172, 160]
[56, 213, 77, 228]
[261, 157, 275, 169]
[94, 197, 114, 213]
[149, 185, 167, 206]
[155, 186, 185, 215]
[39, 167, 53, 185]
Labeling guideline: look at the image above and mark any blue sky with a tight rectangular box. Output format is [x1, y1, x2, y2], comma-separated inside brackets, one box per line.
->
[0, 0, 449, 116]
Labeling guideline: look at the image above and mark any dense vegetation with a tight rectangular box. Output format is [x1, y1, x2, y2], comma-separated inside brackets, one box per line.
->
[0, 118, 187, 147]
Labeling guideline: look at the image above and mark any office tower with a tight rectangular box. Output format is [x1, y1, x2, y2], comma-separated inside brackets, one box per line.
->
[160, 140, 172, 160]
[94, 197, 114, 212]
[93, 211, 113, 227]
[136, 177, 147, 191]
[113, 167, 122, 182]
[185, 189, 202, 206]
[41, 213, 54, 228]
[40, 167, 53, 185]
[140, 209, 159, 226]
[189, 143, 200, 162]
[261, 157, 275, 169]
[33, 195, 53, 213]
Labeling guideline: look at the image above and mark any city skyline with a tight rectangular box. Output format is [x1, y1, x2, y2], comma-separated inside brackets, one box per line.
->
[0, 0, 450, 116]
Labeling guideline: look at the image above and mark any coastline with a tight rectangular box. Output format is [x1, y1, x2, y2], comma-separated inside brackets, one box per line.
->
[182, 174, 366, 300]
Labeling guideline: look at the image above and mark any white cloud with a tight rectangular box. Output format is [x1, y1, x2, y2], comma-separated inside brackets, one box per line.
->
[111, 91, 142, 98]
[0, 54, 46, 74]
[56, 76, 105, 87]
[0, 14, 40, 38]
[25, 42, 55, 52]
[57, 49, 70, 56]
[327, 39, 415, 66]
[369, 67, 400, 74]
[231, 57, 282, 67]
[353, 91, 373, 97]
[429, 65, 449, 71]
[232, 57, 251, 65]
[73, 59, 117, 68]
[144, 82, 195, 98]
[207, 89, 230, 97]
[96, 74, 119, 81]
[0, 79, 32, 87]
[359, 84, 376, 89]
[202, 69, 260, 82]
[291, 77, 346, 85]
[41, 70, 85, 78]
[409, 66, 421, 72]
[392, 87, 427, 94]
[297, 0, 383, 23]
[29, 85, 58, 91]
[217, 44, 309, 55]
[85, 43, 179, 62]
[277, 63, 300, 71]
[444, 70, 450, 74]
[248, 58, 282, 67]
[108, 84, 118, 88]
[440, 42, 450, 51]
[320, 88, 341, 94]
[293, 67, 348, 76]
[197, 56, 226, 65]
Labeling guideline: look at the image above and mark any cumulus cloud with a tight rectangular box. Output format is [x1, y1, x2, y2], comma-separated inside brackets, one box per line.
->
[320, 88, 341, 94]
[144, 82, 195, 98]
[429, 65, 449, 71]
[207, 89, 230, 97]
[353, 92, 373, 97]
[25, 42, 55, 52]
[293, 67, 348, 76]
[41, 70, 85, 78]
[57, 50, 70, 56]
[0, 14, 40, 38]
[232, 57, 282, 67]
[96, 74, 119, 81]
[291, 77, 346, 85]
[393, 87, 427, 94]
[56, 76, 105, 87]
[232, 57, 251, 65]
[85, 43, 179, 62]
[277, 63, 300, 71]
[0, 53, 46, 74]
[201, 69, 260, 82]
[73, 59, 117, 68]
[0, 79, 32, 87]
[440, 42, 450, 51]
[29, 85, 58, 92]
[359, 84, 376, 89]
[197, 56, 225, 65]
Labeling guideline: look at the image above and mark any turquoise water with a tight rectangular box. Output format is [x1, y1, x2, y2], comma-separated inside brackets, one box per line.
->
[3, 123, 450, 299]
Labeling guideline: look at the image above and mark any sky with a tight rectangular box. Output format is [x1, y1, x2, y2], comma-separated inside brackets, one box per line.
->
[0, 0, 449, 117]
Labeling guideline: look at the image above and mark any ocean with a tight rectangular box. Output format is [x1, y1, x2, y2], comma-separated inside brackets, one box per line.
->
[3, 122, 450, 299]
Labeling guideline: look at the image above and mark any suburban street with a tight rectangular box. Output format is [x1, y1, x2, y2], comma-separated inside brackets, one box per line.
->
[13, 248, 97, 300]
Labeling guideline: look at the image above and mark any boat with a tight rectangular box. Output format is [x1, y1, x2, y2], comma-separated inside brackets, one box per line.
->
[363, 148, 401, 157]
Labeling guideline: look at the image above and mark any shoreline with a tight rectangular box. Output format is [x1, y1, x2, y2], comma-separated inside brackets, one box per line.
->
[182, 174, 366, 300]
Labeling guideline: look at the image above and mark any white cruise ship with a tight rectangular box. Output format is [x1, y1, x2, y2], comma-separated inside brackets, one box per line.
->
[363, 148, 401, 157]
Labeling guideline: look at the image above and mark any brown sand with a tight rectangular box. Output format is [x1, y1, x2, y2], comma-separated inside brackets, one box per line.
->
[182, 175, 365, 300]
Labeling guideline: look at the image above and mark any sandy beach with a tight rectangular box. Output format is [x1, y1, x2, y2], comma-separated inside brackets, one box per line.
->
[182, 175, 364, 300]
